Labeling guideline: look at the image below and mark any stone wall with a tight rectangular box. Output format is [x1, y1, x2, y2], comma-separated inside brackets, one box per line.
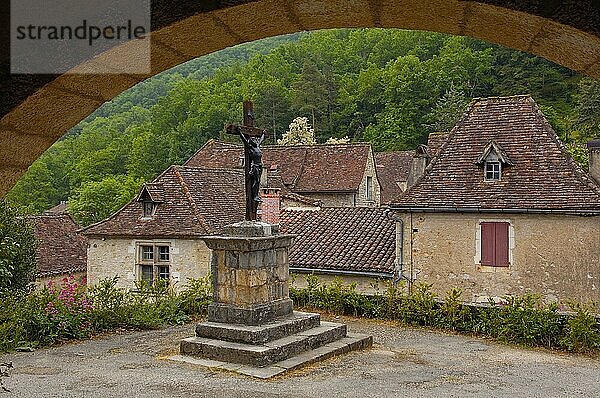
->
[355, 146, 381, 207]
[396, 212, 600, 303]
[290, 272, 392, 295]
[87, 237, 211, 291]
[35, 271, 86, 289]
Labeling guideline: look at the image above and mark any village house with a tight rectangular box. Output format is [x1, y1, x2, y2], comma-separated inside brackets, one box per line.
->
[26, 211, 87, 287]
[81, 166, 245, 291]
[391, 95, 600, 304]
[80, 163, 394, 292]
[185, 140, 381, 208]
[279, 207, 398, 293]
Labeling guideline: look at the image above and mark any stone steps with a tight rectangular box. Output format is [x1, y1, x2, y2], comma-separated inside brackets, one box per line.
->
[171, 333, 373, 379]
[195, 311, 321, 344]
[181, 321, 347, 367]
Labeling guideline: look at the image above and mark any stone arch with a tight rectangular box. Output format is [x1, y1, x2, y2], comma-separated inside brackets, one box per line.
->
[2, 0, 600, 195]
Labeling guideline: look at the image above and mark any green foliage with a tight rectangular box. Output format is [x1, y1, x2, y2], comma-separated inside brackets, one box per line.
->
[475, 295, 563, 348]
[0, 201, 37, 292]
[67, 176, 143, 226]
[560, 302, 600, 352]
[290, 275, 600, 353]
[0, 276, 212, 353]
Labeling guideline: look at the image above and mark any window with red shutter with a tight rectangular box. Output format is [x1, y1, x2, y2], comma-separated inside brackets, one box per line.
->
[480, 222, 510, 267]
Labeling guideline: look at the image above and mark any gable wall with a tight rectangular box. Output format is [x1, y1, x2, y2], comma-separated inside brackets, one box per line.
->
[396, 212, 600, 304]
[87, 237, 211, 291]
[355, 147, 381, 207]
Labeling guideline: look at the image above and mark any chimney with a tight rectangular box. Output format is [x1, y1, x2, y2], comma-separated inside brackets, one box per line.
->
[588, 139, 600, 184]
[260, 188, 281, 225]
[407, 145, 429, 187]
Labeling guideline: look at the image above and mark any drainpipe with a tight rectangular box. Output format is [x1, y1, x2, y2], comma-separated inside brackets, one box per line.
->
[384, 209, 405, 288]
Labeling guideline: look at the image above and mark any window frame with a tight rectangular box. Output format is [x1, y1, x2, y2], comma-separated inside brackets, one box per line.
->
[484, 161, 501, 181]
[142, 201, 156, 217]
[366, 176, 373, 200]
[136, 243, 171, 284]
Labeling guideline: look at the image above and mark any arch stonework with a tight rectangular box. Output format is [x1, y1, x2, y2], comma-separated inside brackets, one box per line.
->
[2, 0, 600, 195]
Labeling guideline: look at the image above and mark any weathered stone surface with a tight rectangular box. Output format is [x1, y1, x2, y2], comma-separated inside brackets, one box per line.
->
[173, 332, 373, 379]
[181, 321, 348, 367]
[181, 221, 372, 375]
[207, 298, 293, 326]
[222, 221, 280, 237]
[196, 311, 320, 344]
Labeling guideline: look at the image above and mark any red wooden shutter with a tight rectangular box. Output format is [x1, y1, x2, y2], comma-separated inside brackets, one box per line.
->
[495, 222, 510, 266]
[480, 222, 495, 266]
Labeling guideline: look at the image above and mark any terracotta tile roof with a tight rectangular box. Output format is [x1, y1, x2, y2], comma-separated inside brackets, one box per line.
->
[185, 140, 371, 193]
[394, 96, 600, 212]
[267, 171, 321, 207]
[27, 214, 87, 277]
[280, 207, 396, 275]
[81, 166, 246, 237]
[426, 132, 450, 157]
[375, 151, 414, 204]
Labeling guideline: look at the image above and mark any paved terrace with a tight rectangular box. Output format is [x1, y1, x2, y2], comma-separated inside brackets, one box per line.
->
[2, 316, 599, 397]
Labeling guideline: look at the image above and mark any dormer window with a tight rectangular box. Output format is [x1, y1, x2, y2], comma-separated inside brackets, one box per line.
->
[136, 183, 164, 219]
[476, 140, 514, 182]
[485, 161, 501, 181]
[143, 201, 155, 217]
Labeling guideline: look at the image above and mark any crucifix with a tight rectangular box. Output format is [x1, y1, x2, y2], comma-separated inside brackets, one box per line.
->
[226, 100, 267, 221]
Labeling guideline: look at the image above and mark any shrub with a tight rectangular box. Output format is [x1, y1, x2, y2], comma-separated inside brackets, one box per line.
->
[0, 275, 213, 353]
[0, 201, 37, 292]
[290, 275, 599, 354]
[560, 301, 600, 352]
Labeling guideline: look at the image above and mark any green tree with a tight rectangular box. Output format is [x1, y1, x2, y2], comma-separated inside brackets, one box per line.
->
[574, 77, 600, 140]
[0, 201, 37, 292]
[68, 176, 143, 227]
[425, 85, 469, 132]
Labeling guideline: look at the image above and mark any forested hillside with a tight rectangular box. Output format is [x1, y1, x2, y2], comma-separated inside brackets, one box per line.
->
[7, 29, 600, 225]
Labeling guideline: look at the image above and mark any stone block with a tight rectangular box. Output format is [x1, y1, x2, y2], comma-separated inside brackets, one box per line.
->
[222, 221, 279, 237]
[262, 249, 276, 267]
[225, 251, 239, 268]
[195, 312, 320, 345]
[207, 298, 293, 326]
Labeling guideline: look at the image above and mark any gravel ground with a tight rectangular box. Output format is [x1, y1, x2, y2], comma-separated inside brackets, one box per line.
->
[1, 315, 599, 397]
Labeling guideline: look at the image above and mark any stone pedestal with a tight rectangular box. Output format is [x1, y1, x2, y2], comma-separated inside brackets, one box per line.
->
[174, 221, 372, 379]
[205, 222, 293, 326]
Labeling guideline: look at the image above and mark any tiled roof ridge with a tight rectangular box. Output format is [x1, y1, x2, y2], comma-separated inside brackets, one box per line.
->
[172, 166, 214, 235]
[471, 94, 532, 102]
[183, 139, 234, 166]
[177, 165, 244, 176]
[396, 96, 478, 201]
[527, 96, 600, 195]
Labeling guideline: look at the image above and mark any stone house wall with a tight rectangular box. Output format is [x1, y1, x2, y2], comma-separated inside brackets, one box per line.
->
[87, 237, 211, 291]
[296, 149, 381, 208]
[290, 272, 391, 295]
[303, 192, 355, 207]
[35, 271, 86, 289]
[396, 212, 600, 304]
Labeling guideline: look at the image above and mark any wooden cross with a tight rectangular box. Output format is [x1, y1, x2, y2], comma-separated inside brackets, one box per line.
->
[226, 100, 268, 221]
